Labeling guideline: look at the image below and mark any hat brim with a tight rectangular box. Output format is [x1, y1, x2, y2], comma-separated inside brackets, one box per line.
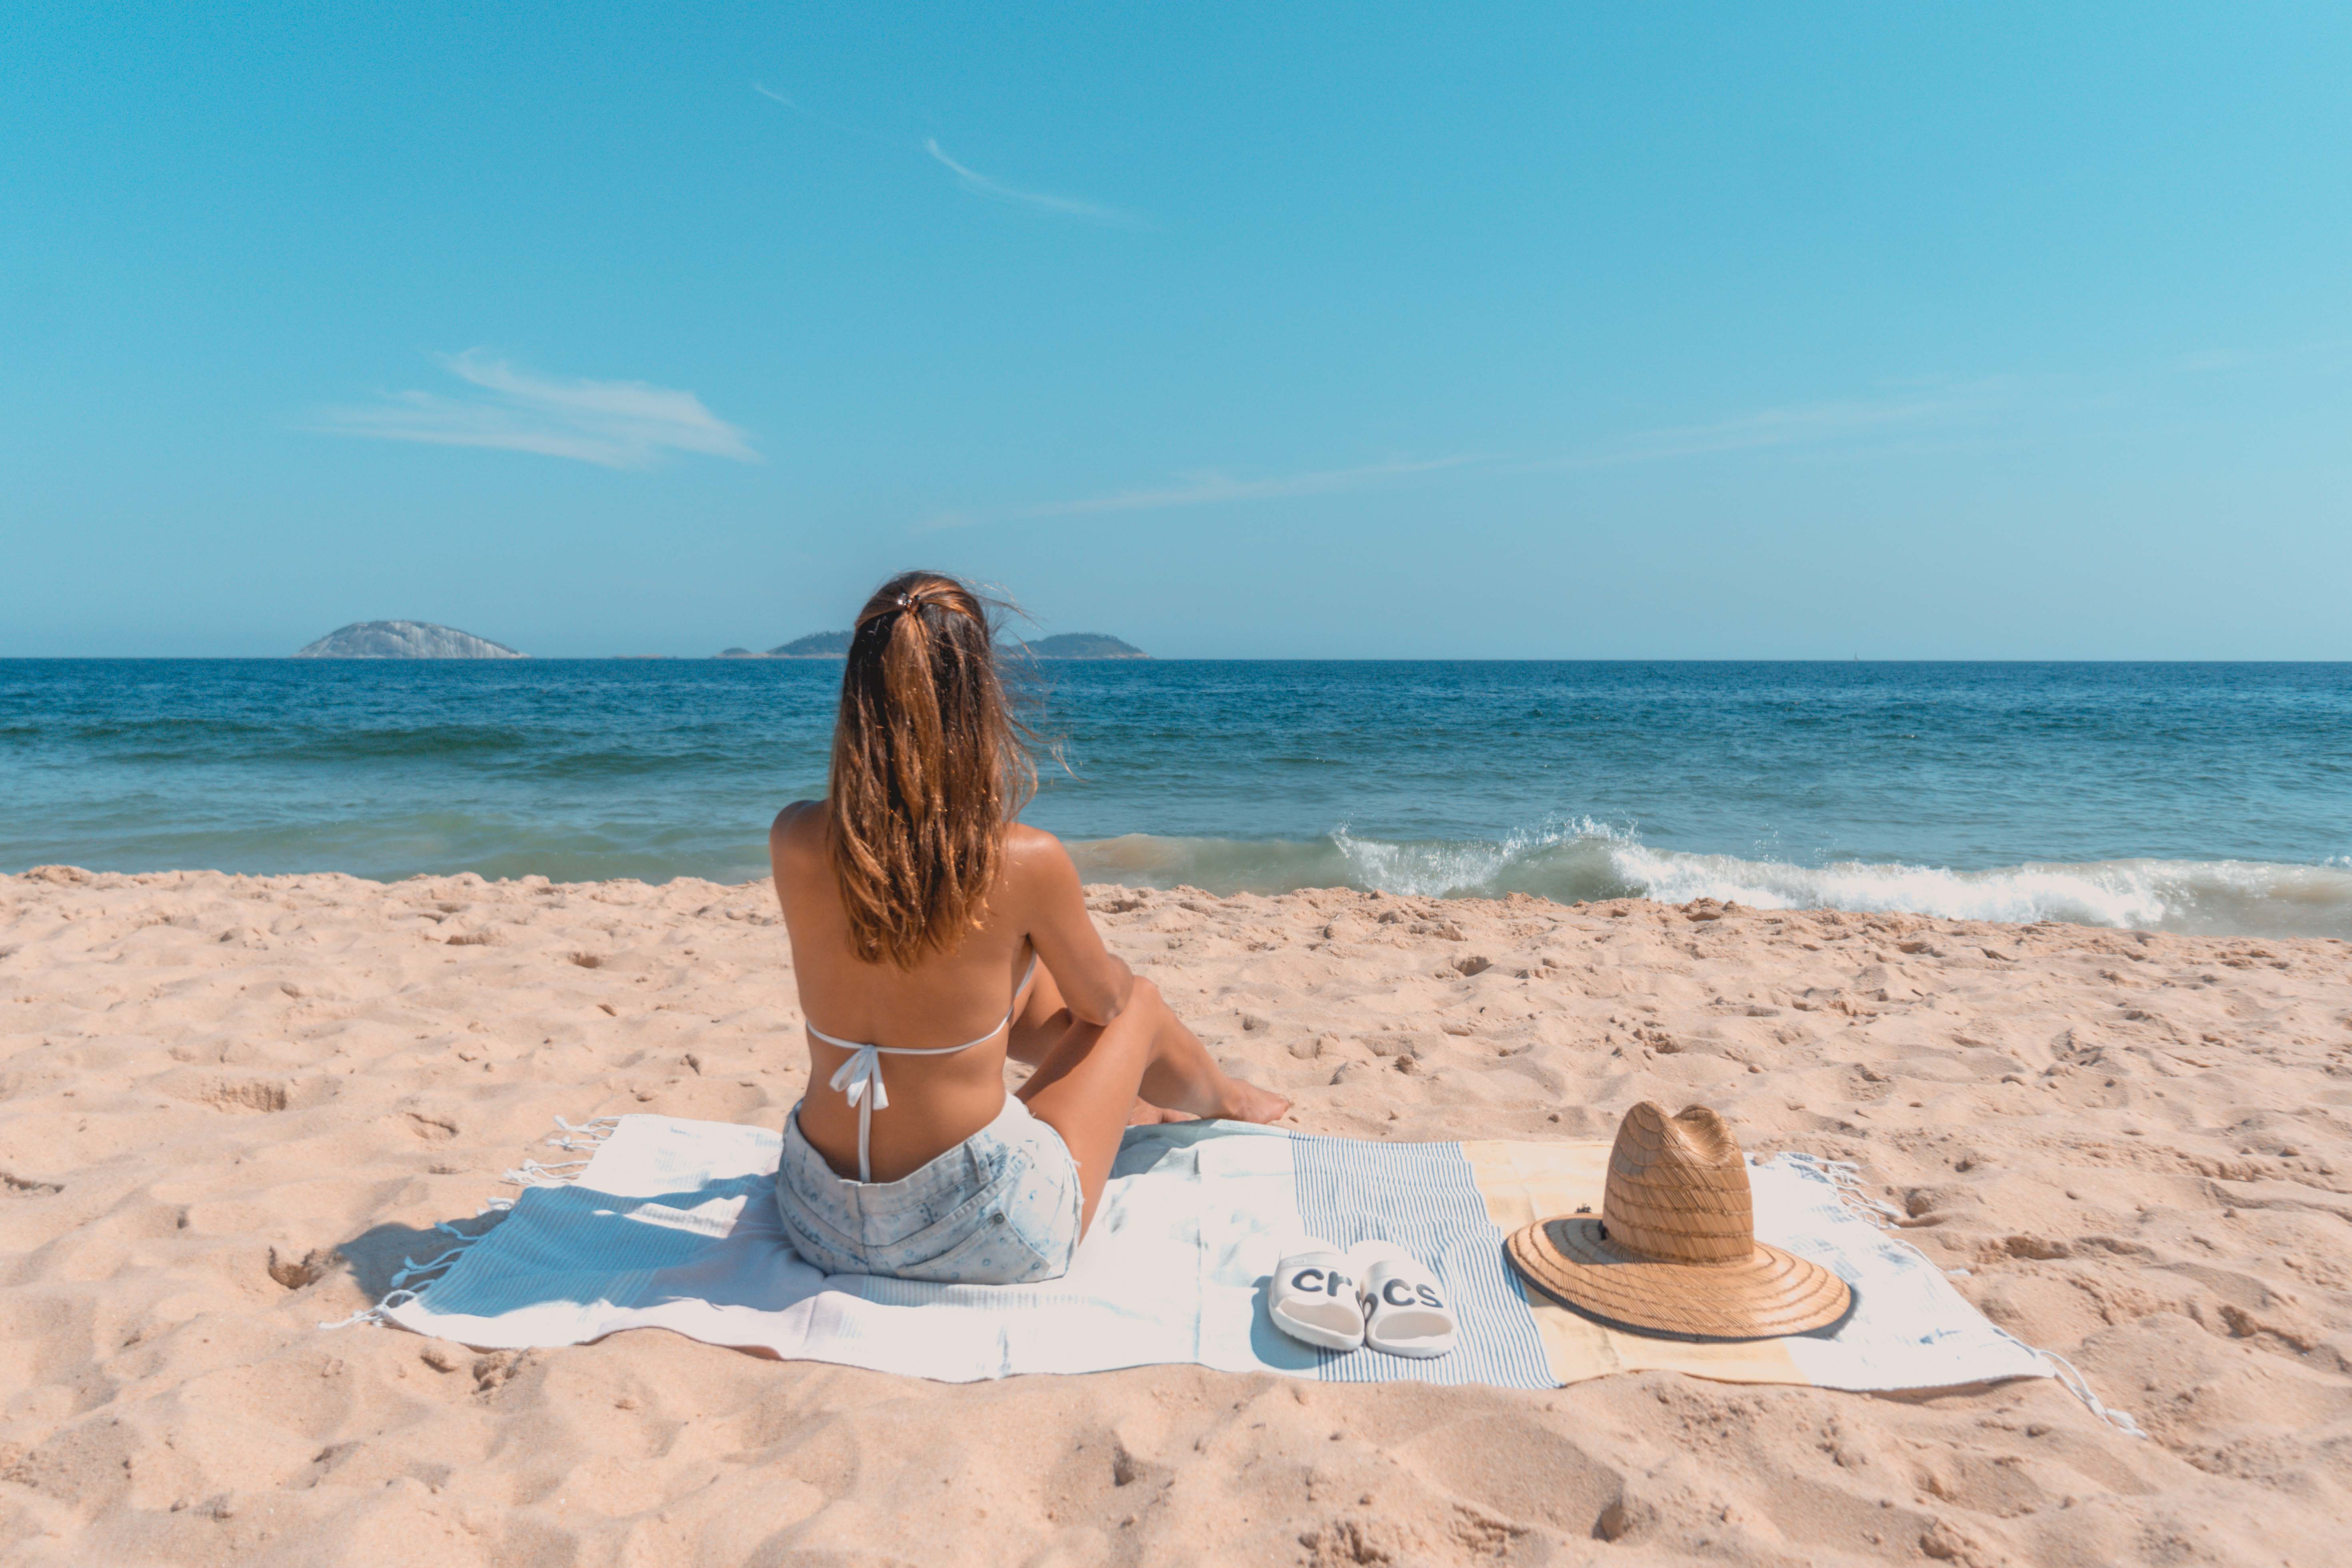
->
[1505, 1216, 1853, 1341]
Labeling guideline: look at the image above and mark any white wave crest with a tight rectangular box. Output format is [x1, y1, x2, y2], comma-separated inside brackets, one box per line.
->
[1077, 822, 2352, 939]
[1610, 846, 2165, 927]
[1606, 846, 2352, 936]
[1329, 820, 1617, 897]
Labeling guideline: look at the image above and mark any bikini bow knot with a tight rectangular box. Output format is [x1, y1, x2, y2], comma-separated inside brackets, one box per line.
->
[828, 1045, 888, 1112]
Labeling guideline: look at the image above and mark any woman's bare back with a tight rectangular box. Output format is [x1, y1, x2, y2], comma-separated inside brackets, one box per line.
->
[770, 802, 1288, 1215]
[774, 802, 1047, 1180]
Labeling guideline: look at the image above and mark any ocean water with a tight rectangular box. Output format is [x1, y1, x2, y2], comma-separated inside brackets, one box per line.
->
[3, 659, 2348, 939]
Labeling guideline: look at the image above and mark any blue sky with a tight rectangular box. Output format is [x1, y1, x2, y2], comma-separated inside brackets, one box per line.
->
[6, 4, 2348, 658]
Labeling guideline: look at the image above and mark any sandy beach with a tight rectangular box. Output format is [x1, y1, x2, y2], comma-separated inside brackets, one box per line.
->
[2, 866, 2347, 1566]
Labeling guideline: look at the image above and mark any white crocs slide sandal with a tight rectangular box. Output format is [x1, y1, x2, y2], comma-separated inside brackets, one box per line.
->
[1359, 1250, 1457, 1359]
[1270, 1245, 1367, 1352]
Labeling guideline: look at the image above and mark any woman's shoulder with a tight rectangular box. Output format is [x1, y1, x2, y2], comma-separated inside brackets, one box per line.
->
[1003, 821, 1073, 868]
[1000, 823, 1084, 904]
[769, 800, 826, 858]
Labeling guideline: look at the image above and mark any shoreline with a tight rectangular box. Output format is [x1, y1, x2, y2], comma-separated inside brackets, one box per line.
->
[14, 856, 2352, 945]
[2, 870, 2346, 1563]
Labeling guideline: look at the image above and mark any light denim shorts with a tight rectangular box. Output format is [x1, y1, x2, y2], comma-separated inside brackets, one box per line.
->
[774, 1094, 1083, 1284]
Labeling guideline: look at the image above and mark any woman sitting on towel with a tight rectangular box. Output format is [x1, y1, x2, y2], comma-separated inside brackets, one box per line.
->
[768, 571, 1291, 1284]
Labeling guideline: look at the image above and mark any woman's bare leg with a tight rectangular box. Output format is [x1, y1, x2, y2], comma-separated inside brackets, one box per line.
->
[1005, 963, 1073, 1067]
[1006, 962, 1172, 1116]
[1016, 979, 1290, 1230]
[1008, 967, 1262, 1125]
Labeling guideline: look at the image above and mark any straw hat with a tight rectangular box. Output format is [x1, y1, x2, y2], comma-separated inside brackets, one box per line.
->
[1504, 1102, 1851, 1340]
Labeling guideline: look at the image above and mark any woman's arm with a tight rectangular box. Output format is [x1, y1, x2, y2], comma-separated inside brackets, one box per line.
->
[766, 801, 822, 915]
[1011, 828, 1134, 1026]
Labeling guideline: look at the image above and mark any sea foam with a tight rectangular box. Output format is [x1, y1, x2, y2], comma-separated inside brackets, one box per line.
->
[1069, 822, 2352, 939]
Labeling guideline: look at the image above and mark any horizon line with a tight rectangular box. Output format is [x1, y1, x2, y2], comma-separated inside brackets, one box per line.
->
[3, 655, 2347, 666]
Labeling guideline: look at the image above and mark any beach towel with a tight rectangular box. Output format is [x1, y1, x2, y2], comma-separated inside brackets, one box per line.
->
[356, 1114, 2119, 1416]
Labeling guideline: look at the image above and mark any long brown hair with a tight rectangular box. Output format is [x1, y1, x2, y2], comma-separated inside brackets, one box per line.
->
[826, 571, 1036, 966]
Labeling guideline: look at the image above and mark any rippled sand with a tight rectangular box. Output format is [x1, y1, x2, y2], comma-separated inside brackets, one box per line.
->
[3, 867, 2347, 1565]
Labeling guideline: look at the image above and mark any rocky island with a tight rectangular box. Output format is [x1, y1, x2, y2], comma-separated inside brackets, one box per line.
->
[294, 621, 525, 659]
[1020, 633, 1147, 659]
[713, 631, 855, 658]
[719, 630, 1147, 659]
[771, 631, 854, 657]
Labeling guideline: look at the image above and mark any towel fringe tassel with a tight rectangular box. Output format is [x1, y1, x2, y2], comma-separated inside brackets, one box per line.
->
[316, 1302, 389, 1331]
[547, 1114, 622, 1152]
[501, 1157, 590, 1188]
[1772, 1151, 1906, 1228]
[317, 1230, 485, 1331]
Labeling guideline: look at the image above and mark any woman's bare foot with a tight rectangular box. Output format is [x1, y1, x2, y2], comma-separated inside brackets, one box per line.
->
[1128, 1078, 1288, 1126]
[1212, 1075, 1292, 1124]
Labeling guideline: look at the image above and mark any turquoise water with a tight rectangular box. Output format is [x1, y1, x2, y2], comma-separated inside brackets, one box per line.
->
[4, 659, 2349, 937]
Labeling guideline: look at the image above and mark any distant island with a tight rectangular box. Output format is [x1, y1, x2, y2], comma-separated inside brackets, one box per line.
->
[295, 621, 525, 659]
[1021, 633, 1147, 659]
[716, 630, 1147, 659]
[772, 631, 854, 657]
[716, 632, 855, 658]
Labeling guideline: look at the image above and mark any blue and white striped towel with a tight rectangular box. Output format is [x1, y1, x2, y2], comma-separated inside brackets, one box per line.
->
[369, 1114, 2058, 1397]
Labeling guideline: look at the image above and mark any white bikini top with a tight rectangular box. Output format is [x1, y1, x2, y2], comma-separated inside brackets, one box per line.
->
[806, 951, 1039, 1182]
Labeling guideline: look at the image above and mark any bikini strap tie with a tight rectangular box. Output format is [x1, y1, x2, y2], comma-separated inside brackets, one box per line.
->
[828, 1045, 888, 1114]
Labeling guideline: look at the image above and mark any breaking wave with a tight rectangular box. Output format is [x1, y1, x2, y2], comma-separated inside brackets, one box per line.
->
[1067, 822, 2352, 939]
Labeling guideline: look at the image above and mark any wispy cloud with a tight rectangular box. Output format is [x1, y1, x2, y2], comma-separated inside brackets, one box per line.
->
[915, 379, 2018, 530]
[1532, 388, 1997, 472]
[312, 351, 760, 470]
[923, 455, 1483, 529]
[922, 139, 1146, 228]
[752, 84, 1148, 229]
[752, 83, 885, 146]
